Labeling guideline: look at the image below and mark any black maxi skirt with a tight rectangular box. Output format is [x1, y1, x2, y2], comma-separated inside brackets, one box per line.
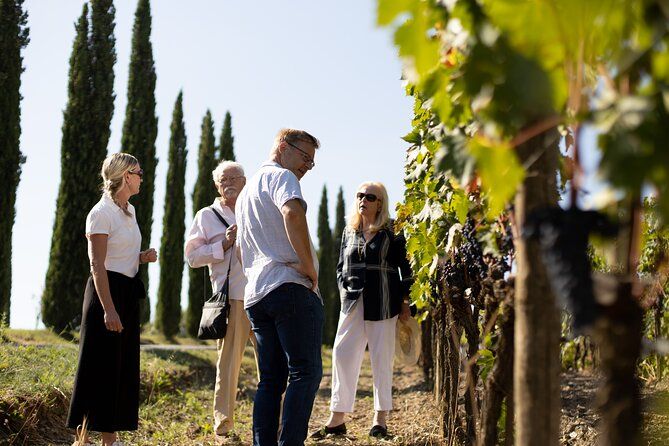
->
[66, 270, 145, 432]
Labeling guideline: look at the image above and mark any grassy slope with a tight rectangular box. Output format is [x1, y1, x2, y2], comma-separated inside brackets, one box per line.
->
[0, 329, 254, 445]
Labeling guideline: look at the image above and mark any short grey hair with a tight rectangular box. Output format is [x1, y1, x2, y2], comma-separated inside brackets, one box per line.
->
[212, 160, 245, 184]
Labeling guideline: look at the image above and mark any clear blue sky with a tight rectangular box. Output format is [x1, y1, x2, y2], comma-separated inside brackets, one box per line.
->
[11, 0, 413, 328]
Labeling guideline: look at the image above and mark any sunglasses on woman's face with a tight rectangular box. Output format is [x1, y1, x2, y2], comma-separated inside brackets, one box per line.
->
[128, 169, 144, 178]
[356, 192, 378, 202]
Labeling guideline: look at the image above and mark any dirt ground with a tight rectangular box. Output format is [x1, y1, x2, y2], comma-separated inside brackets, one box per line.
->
[305, 356, 669, 446]
[560, 371, 669, 446]
[306, 357, 442, 446]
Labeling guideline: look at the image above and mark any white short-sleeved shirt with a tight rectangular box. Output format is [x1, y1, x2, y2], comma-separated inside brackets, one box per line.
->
[86, 194, 142, 278]
[236, 161, 319, 308]
[184, 199, 246, 300]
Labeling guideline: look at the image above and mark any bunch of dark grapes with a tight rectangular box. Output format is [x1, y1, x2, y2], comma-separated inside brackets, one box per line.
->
[443, 259, 466, 295]
[461, 218, 488, 297]
[498, 225, 514, 273]
[524, 207, 617, 332]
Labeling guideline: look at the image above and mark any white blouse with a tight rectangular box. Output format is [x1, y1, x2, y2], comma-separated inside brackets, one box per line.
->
[86, 194, 142, 278]
[185, 199, 246, 301]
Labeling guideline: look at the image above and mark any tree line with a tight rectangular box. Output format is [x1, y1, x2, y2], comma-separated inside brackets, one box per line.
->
[0, 0, 345, 344]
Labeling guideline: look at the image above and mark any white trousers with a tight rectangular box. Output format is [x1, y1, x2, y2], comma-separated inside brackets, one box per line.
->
[330, 299, 397, 412]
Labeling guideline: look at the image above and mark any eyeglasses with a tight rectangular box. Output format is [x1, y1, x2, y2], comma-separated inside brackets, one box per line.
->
[356, 192, 379, 202]
[218, 175, 243, 184]
[128, 169, 144, 178]
[285, 141, 316, 168]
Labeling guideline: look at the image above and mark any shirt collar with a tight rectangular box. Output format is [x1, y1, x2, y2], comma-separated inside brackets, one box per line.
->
[212, 197, 233, 213]
[261, 160, 282, 169]
[102, 193, 134, 216]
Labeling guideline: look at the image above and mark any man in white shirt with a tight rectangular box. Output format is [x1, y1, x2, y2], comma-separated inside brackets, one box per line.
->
[236, 128, 323, 446]
[185, 160, 256, 442]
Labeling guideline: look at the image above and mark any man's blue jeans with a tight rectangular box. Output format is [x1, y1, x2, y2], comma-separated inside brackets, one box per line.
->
[246, 283, 324, 446]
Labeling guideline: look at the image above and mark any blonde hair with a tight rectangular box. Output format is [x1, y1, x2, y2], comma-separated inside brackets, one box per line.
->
[270, 128, 320, 156]
[347, 181, 390, 233]
[101, 153, 139, 216]
[212, 160, 245, 185]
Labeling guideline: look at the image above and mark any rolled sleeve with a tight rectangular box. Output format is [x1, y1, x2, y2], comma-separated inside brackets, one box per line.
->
[185, 213, 226, 268]
[86, 208, 111, 236]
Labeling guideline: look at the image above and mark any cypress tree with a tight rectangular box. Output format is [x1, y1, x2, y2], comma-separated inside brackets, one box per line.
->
[42, 4, 98, 331]
[121, 0, 157, 324]
[333, 186, 346, 258]
[155, 92, 186, 338]
[330, 187, 345, 327]
[0, 0, 29, 325]
[218, 111, 235, 161]
[186, 110, 218, 337]
[317, 185, 338, 345]
[89, 0, 115, 155]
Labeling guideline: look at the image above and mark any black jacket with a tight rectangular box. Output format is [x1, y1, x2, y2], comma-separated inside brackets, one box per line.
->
[336, 226, 413, 321]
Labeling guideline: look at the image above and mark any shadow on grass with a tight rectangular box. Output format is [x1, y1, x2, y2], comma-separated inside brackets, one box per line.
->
[396, 380, 431, 395]
[57, 330, 77, 342]
[148, 349, 215, 373]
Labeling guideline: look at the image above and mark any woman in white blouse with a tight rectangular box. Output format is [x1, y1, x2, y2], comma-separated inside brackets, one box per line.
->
[185, 160, 257, 442]
[67, 153, 157, 446]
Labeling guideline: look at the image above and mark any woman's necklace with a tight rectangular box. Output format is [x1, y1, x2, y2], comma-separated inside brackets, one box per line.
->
[359, 225, 376, 256]
[362, 224, 375, 241]
[113, 196, 131, 217]
[114, 198, 128, 210]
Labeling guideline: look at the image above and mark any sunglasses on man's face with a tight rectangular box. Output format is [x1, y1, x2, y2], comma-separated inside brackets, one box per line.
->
[356, 192, 378, 202]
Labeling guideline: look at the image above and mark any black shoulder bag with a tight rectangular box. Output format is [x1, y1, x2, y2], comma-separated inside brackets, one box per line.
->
[197, 207, 233, 340]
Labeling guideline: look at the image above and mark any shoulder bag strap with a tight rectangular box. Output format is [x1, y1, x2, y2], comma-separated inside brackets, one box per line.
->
[209, 206, 230, 228]
[203, 206, 233, 304]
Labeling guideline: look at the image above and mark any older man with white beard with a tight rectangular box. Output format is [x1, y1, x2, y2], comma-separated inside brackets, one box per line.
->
[185, 160, 257, 444]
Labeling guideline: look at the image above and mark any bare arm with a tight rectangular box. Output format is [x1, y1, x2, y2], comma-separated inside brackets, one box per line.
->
[281, 199, 317, 290]
[88, 234, 123, 332]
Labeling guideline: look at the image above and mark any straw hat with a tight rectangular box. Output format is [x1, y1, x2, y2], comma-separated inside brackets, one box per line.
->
[395, 317, 421, 366]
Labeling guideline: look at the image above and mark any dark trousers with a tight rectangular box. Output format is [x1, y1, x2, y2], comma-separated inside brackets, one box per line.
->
[66, 271, 143, 433]
[246, 283, 324, 446]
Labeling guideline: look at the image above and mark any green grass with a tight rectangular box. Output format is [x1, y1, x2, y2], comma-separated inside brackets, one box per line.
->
[3, 328, 79, 346]
[0, 331, 259, 445]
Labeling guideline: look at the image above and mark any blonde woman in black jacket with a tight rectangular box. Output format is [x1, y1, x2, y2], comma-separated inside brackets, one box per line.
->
[312, 181, 412, 440]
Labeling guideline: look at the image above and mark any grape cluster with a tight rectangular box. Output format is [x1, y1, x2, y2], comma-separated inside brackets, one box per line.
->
[500, 228, 514, 254]
[443, 258, 466, 293]
[524, 206, 617, 332]
[441, 218, 489, 303]
[462, 218, 488, 296]
[498, 225, 514, 274]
